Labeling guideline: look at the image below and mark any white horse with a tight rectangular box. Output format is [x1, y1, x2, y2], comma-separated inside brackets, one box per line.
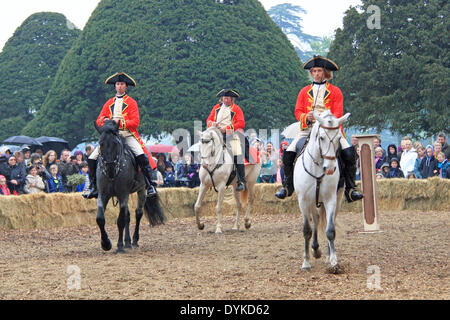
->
[194, 126, 261, 234]
[293, 110, 350, 272]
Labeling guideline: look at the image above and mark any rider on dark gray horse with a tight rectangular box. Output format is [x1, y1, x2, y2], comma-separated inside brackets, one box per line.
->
[84, 72, 157, 199]
[275, 56, 363, 203]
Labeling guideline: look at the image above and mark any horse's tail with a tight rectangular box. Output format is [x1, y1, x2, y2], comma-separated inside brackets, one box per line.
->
[144, 193, 166, 226]
[240, 188, 248, 206]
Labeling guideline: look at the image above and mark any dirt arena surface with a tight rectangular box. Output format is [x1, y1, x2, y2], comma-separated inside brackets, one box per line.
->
[0, 210, 448, 300]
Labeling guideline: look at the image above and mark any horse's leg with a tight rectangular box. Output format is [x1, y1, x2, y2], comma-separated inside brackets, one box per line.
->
[194, 184, 208, 230]
[311, 207, 322, 259]
[215, 185, 226, 234]
[116, 196, 130, 253]
[133, 189, 146, 247]
[124, 207, 132, 249]
[96, 195, 112, 251]
[302, 208, 312, 271]
[244, 178, 255, 230]
[324, 199, 338, 269]
[232, 186, 242, 231]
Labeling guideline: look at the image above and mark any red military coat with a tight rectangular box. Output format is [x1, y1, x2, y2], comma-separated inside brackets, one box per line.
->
[294, 82, 345, 135]
[206, 102, 245, 132]
[96, 94, 156, 169]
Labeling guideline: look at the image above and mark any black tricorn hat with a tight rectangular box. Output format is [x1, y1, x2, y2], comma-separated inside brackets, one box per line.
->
[216, 89, 240, 98]
[105, 72, 137, 86]
[303, 55, 340, 71]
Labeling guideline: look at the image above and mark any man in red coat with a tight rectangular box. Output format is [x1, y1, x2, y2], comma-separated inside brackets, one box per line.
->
[275, 56, 363, 202]
[84, 72, 157, 199]
[206, 89, 251, 191]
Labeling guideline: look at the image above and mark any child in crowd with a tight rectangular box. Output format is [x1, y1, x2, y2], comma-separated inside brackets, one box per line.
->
[24, 165, 46, 194]
[0, 175, 11, 195]
[163, 164, 176, 187]
[388, 158, 404, 178]
[47, 164, 64, 193]
[436, 152, 450, 179]
[380, 162, 390, 178]
[419, 146, 438, 179]
[75, 162, 90, 193]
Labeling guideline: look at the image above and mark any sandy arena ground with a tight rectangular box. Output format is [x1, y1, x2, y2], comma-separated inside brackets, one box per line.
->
[0, 210, 448, 300]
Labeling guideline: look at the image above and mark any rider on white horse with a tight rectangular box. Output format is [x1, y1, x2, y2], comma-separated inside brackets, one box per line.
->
[275, 56, 364, 203]
[206, 89, 252, 192]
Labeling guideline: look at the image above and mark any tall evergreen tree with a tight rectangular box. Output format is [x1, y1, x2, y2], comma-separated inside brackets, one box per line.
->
[328, 0, 449, 138]
[22, 0, 308, 147]
[0, 12, 81, 142]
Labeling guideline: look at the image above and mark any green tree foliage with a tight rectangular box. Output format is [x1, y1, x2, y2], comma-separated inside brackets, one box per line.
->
[0, 12, 80, 142]
[23, 0, 308, 147]
[267, 3, 322, 62]
[328, 0, 449, 138]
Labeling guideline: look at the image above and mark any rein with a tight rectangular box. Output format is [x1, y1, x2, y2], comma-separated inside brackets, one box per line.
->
[200, 131, 227, 193]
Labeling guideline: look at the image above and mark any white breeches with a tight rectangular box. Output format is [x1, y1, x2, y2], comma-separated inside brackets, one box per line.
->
[89, 135, 144, 160]
[286, 127, 350, 152]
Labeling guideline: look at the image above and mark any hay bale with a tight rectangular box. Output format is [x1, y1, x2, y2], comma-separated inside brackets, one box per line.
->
[0, 178, 448, 230]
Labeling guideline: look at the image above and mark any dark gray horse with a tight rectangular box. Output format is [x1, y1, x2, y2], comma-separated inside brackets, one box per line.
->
[94, 120, 165, 253]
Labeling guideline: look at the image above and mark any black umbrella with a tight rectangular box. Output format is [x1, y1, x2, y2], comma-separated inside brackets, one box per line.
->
[3, 135, 43, 146]
[36, 136, 68, 144]
[36, 136, 69, 157]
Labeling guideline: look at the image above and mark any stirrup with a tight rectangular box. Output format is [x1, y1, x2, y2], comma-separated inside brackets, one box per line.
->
[275, 187, 287, 199]
[83, 188, 98, 199]
[236, 181, 246, 192]
[345, 188, 363, 202]
[146, 185, 157, 197]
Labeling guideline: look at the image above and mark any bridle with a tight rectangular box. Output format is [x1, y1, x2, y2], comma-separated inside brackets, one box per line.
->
[99, 133, 124, 181]
[200, 130, 227, 192]
[302, 121, 341, 208]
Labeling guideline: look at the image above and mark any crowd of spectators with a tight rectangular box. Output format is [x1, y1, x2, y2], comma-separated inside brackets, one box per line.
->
[353, 132, 450, 180]
[0, 131, 448, 197]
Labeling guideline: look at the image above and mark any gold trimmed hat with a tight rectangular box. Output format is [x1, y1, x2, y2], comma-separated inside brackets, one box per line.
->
[303, 55, 340, 71]
[105, 72, 137, 86]
[216, 88, 240, 98]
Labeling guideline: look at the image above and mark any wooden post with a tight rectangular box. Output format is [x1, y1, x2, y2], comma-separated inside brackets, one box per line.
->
[354, 134, 381, 232]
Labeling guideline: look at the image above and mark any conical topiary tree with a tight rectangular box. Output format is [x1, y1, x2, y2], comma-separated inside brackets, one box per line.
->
[23, 0, 308, 147]
[0, 12, 81, 142]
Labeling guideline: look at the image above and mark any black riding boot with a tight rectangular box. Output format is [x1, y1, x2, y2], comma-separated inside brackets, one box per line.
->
[275, 151, 296, 199]
[235, 156, 246, 192]
[83, 159, 98, 199]
[341, 146, 364, 203]
[136, 154, 157, 197]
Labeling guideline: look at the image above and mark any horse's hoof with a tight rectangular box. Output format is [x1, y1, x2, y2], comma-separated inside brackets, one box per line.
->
[215, 229, 223, 234]
[198, 223, 205, 230]
[125, 244, 132, 249]
[313, 249, 322, 259]
[302, 266, 311, 272]
[101, 239, 112, 251]
[132, 242, 139, 248]
[244, 221, 251, 229]
[327, 264, 344, 274]
[115, 247, 126, 254]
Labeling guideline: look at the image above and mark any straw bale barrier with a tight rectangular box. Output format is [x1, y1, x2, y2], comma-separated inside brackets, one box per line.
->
[0, 178, 448, 230]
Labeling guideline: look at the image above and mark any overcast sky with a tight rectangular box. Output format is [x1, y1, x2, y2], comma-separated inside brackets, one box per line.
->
[0, 0, 362, 51]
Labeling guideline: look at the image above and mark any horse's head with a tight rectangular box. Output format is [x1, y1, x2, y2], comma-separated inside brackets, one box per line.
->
[312, 110, 350, 175]
[94, 120, 122, 179]
[199, 127, 222, 168]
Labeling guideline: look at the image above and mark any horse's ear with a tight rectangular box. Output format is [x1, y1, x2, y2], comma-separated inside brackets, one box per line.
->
[94, 121, 101, 133]
[338, 113, 351, 124]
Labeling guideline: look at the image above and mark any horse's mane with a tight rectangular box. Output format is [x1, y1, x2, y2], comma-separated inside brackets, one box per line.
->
[205, 126, 223, 144]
